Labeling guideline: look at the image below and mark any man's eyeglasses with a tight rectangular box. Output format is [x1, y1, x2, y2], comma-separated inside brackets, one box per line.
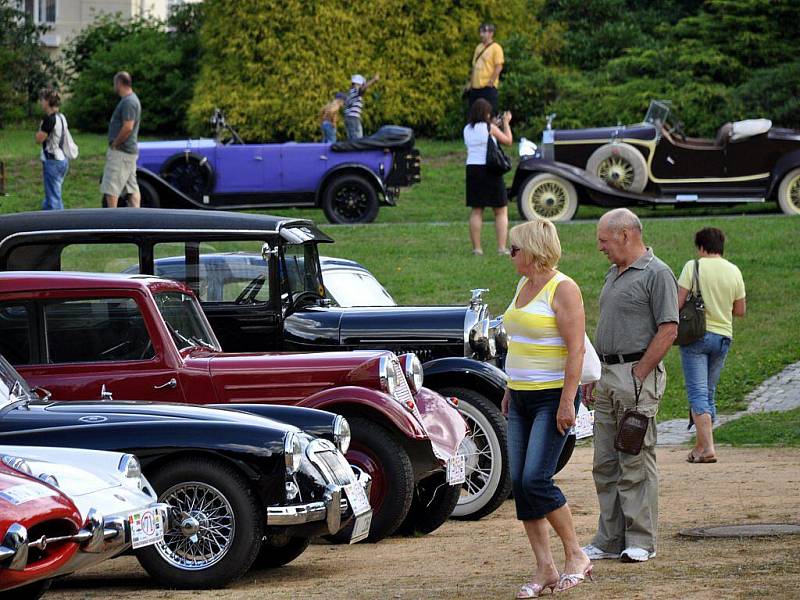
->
[510, 246, 521, 257]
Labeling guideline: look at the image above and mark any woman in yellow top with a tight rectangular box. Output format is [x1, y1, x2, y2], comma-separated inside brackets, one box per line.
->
[501, 219, 592, 597]
[678, 227, 746, 464]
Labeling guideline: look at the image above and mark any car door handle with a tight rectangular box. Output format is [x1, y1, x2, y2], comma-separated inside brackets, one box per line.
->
[154, 378, 177, 390]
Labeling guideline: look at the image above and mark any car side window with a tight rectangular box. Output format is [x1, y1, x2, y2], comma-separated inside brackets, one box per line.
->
[43, 297, 155, 364]
[0, 303, 33, 365]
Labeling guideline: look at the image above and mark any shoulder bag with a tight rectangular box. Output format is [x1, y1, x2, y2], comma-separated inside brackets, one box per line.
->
[486, 135, 511, 175]
[674, 259, 705, 346]
[614, 368, 650, 455]
[57, 114, 80, 160]
[580, 334, 601, 384]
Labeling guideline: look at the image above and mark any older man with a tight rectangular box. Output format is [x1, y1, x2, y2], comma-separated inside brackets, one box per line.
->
[101, 71, 141, 208]
[582, 208, 678, 563]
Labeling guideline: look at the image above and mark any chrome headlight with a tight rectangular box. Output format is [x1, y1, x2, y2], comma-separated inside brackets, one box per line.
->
[284, 432, 302, 475]
[378, 355, 399, 396]
[469, 319, 494, 360]
[333, 415, 351, 455]
[400, 353, 424, 394]
[1, 456, 32, 476]
[118, 454, 142, 479]
[491, 318, 508, 356]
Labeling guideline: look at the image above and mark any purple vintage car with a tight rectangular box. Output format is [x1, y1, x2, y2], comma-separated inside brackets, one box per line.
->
[131, 110, 421, 224]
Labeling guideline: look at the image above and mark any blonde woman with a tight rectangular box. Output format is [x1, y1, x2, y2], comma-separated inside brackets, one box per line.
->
[501, 218, 592, 597]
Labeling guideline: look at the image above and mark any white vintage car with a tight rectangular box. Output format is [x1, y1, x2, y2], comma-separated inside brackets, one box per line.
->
[0, 446, 169, 587]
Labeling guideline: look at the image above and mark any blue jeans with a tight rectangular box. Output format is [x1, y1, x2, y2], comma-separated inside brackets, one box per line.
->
[507, 387, 579, 520]
[344, 116, 363, 139]
[42, 158, 68, 210]
[680, 332, 732, 420]
[321, 121, 336, 143]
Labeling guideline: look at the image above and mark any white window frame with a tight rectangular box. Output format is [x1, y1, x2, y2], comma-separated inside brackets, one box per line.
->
[16, 0, 58, 25]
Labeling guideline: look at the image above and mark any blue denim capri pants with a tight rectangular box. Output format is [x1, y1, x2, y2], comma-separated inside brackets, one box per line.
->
[507, 387, 579, 520]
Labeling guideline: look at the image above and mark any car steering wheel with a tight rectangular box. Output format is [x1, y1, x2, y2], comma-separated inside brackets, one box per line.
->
[291, 291, 320, 308]
[667, 120, 687, 142]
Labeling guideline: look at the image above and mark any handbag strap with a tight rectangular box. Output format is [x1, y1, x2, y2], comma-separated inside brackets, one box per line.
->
[631, 368, 642, 410]
[692, 258, 702, 298]
[57, 113, 66, 151]
[471, 41, 496, 77]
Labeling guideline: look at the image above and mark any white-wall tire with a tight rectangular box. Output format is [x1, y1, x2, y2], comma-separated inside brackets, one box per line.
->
[777, 167, 800, 216]
[517, 173, 579, 222]
[587, 143, 648, 193]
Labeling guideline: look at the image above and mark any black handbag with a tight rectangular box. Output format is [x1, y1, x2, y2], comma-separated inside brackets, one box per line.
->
[614, 369, 650, 455]
[486, 135, 511, 175]
[674, 259, 706, 346]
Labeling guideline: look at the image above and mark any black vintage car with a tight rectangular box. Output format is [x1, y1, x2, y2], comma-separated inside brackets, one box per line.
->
[0, 355, 370, 590]
[510, 100, 800, 221]
[0, 209, 578, 522]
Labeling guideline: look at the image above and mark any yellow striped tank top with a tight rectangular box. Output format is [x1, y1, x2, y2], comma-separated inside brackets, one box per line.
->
[503, 272, 572, 391]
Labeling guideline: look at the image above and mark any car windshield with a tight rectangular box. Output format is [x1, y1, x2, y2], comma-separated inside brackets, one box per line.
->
[0, 355, 34, 409]
[282, 243, 324, 302]
[324, 270, 396, 307]
[153, 292, 221, 352]
[643, 100, 672, 128]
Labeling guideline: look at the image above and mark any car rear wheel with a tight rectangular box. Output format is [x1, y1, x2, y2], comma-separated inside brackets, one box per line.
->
[777, 167, 800, 216]
[438, 387, 511, 521]
[587, 143, 648, 193]
[518, 173, 579, 222]
[139, 178, 161, 208]
[395, 471, 461, 535]
[253, 534, 310, 569]
[334, 417, 414, 543]
[0, 580, 50, 600]
[322, 174, 379, 224]
[136, 456, 263, 589]
[162, 152, 214, 202]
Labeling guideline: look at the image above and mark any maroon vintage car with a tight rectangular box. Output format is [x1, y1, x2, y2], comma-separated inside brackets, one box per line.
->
[0, 272, 467, 543]
[0, 462, 81, 599]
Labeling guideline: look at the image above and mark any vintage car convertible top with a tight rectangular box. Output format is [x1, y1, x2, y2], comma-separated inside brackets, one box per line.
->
[510, 99, 800, 221]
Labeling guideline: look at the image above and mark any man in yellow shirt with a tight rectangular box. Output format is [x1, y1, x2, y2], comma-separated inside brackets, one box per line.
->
[464, 23, 504, 114]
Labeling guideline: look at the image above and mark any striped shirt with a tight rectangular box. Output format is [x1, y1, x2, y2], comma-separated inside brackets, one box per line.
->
[344, 86, 364, 118]
[503, 272, 572, 391]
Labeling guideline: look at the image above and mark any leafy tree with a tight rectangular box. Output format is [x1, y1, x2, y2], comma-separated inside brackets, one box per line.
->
[735, 61, 800, 129]
[0, 0, 61, 127]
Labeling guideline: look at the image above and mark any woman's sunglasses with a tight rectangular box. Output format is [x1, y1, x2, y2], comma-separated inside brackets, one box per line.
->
[510, 246, 521, 257]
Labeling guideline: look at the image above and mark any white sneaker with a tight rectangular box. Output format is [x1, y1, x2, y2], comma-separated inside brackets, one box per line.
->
[620, 547, 656, 562]
[581, 544, 621, 560]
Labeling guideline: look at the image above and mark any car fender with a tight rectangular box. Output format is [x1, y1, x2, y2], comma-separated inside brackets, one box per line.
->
[298, 385, 427, 441]
[510, 158, 649, 203]
[316, 164, 389, 206]
[421, 357, 508, 406]
[767, 149, 800, 197]
[209, 403, 339, 441]
[135, 167, 207, 210]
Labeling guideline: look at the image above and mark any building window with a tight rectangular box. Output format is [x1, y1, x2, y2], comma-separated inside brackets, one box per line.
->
[20, 0, 56, 24]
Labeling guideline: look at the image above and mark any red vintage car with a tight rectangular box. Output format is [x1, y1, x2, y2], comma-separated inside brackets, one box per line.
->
[0, 272, 467, 543]
[0, 462, 81, 599]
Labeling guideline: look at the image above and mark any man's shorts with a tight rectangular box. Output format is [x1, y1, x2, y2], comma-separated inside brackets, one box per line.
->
[101, 148, 139, 197]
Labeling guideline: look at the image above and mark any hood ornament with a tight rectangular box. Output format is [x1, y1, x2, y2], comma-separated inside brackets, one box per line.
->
[469, 288, 489, 308]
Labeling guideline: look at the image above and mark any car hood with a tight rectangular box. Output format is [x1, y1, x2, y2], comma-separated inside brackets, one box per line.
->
[553, 123, 657, 142]
[137, 139, 217, 152]
[199, 350, 394, 402]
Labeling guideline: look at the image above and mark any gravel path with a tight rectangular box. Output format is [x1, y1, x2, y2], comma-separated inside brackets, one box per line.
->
[657, 360, 800, 445]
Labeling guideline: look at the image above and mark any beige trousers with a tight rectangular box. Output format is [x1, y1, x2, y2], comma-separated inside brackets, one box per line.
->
[590, 360, 666, 553]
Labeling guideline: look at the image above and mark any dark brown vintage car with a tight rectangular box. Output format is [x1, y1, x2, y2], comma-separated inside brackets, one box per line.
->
[510, 100, 800, 221]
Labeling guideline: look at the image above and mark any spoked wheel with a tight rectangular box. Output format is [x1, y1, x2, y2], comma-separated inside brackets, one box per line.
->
[777, 167, 800, 216]
[518, 173, 579, 222]
[587, 143, 648, 193]
[322, 174, 379, 224]
[136, 457, 262, 589]
[162, 153, 214, 202]
[438, 387, 511, 520]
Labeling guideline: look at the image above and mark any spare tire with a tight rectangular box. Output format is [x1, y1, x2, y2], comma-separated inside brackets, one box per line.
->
[161, 152, 215, 202]
[587, 143, 648, 193]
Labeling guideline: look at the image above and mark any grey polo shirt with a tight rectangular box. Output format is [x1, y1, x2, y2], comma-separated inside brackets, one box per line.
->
[595, 247, 679, 356]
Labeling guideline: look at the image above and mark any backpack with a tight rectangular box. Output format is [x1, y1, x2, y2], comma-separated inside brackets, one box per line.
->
[57, 113, 79, 160]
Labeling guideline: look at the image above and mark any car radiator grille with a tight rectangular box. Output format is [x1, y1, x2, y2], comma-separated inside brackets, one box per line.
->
[307, 440, 354, 487]
[392, 361, 424, 422]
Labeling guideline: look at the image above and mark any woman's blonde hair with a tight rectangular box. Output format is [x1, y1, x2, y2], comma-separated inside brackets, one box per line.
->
[509, 218, 561, 270]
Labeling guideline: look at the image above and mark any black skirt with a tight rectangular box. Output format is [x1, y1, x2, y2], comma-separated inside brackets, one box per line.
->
[466, 164, 507, 207]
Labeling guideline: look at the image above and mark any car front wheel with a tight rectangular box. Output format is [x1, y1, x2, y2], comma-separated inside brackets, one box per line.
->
[438, 387, 512, 520]
[777, 167, 800, 216]
[322, 174, 380, 224]
[136, 456, 263, 589]
[396, 472, 461, 535]
[337, 417, 414, 542]
[518, 173, 579, 222]
[253, 534, 310, 569]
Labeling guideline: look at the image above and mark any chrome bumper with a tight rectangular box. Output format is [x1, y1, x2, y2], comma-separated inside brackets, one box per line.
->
[265, 467, 372, 534]
[0, 503, 170, 571]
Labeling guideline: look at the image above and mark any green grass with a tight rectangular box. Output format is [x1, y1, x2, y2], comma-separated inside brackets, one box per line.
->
[714, 408, 800, 447]
[1, 124, 799, 430]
